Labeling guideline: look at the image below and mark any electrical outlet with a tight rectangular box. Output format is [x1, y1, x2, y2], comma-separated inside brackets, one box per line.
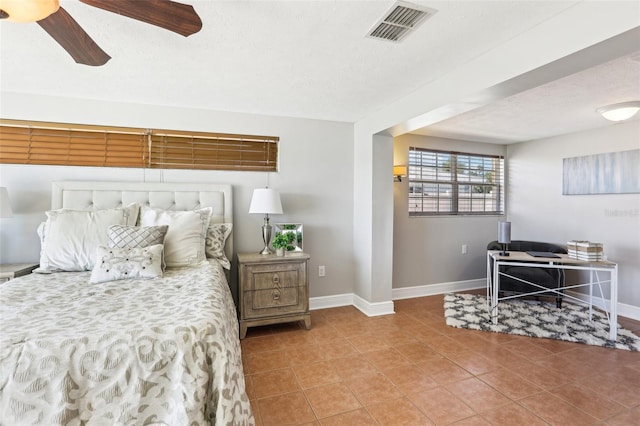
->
[462, 244, 468, 254]
[318, 265, 326, 277]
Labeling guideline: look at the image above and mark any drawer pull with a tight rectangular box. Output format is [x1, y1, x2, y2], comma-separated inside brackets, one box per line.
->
[272, 274, 280, 284]
[272, 290, 281, 300]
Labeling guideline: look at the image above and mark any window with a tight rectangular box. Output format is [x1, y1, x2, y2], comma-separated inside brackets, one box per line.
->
[0, 119, 278, 172]
[408, 147, 504, 216]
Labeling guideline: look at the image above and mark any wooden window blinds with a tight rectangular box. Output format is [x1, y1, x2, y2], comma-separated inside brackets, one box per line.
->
[0, 119, 279, 172]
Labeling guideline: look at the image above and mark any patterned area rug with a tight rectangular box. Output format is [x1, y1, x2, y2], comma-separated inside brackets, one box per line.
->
[444, 293, 640, 351]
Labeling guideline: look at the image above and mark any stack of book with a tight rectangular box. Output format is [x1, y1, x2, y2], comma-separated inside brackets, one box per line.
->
[567, 240, 603, 260]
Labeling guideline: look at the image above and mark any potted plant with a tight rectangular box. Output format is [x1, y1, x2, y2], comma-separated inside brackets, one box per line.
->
[272, 232, 293, 256]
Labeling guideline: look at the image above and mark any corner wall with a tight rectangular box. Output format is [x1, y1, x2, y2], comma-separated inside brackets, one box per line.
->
[392, 134, 507, 291]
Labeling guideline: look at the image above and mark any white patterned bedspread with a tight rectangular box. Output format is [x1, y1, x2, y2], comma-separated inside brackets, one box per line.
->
[0, 261, 254, 426]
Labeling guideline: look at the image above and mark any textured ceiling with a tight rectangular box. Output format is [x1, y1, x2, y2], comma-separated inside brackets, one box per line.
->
[1, 1, 639, 144]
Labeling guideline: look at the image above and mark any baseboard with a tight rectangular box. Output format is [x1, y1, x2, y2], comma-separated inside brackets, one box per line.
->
[565, 290, 640, 321]
[392, 279, 486, 300]
[309, 282, 640, 322]
[309, 293, 354, 311]
[309, 293, 395, 317]
[352, 294, 395, 317]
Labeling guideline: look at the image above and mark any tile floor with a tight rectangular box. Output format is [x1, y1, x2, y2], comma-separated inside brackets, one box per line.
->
[241, 292, 640, 426]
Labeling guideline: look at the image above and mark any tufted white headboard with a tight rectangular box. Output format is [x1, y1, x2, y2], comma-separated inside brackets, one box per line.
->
[52, 181, 233, 261]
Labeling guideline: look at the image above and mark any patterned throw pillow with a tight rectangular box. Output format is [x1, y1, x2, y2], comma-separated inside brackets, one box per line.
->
[90, 244, 164, 284]
[108, 225, 168, 248]
[205, 223, 232, 269]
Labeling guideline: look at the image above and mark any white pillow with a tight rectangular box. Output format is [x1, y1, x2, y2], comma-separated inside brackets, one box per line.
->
[205, 222, 232, 269]
[90, 244, 164, 284]
[37, 204, 140, 272]
[139, 207, 212, 268]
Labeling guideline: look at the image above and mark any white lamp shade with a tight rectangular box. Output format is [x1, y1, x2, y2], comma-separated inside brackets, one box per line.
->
[498, 221, 511, 244]
[249, 188, 283, 215]
[0, 187, 13, 218]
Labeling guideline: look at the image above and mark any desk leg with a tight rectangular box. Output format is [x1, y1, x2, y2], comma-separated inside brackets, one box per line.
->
[492, 259, 499, 325]
[589, 270, 593, 321]
[610, 265, 618, 341]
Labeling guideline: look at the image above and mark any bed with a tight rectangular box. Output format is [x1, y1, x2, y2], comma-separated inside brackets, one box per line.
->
[0, 181, 254, 425]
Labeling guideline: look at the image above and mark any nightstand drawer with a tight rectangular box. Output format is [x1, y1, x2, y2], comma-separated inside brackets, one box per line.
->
[243, 286, 305, 318]
[251, 269, 300, 291]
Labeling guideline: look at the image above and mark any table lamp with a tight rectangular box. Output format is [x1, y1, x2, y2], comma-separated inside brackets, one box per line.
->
[249, 188, 283, 254]
[498, 221, 511, 256]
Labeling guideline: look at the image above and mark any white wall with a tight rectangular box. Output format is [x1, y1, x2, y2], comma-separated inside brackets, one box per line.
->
[0, 93, 355, 300]
[507, 120, 640, 309]
[393, 134, 507, 289]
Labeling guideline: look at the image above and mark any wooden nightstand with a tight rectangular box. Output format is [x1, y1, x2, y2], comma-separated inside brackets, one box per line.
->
[237, 252, 311, 339]
[0, 263, 39, 284]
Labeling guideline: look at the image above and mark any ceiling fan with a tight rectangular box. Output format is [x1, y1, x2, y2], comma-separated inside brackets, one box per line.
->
[0, 0, 202, 66]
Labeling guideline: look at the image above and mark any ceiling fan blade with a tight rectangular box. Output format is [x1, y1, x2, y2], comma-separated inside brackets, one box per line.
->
[37, 7, 111, 66]
[79, 0, 202, 37]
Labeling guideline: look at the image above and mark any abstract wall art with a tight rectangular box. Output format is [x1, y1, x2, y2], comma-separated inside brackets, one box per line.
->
[563, 149, 640, 195]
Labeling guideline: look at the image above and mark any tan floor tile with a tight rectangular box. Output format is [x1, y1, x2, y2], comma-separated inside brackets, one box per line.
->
[446, 350, 501, 375]
[331, 354, 379, 380]
[362, 348, 413, 372]
[316, 338, 358, 360]
[452, 415, 493, 426]
[480, 402, 548, 426]
[478, 367, 543, 400]
[550, 383, 627, 420]
[257, 391, 316, 426]
[250, 399, 262, 426]
[239, 294, 639, 425]
[501, 339, 554, 359]
[251, 368, 301, 399]
[603, 406, 640, 426]
[408, 387, 476, 424]
[445, 377, 511, 413]
[382, 364, 438, 394]
[292, 361, 341, 389]
[286, 344, 327, 366]
[424, 334, 468, 354]
[319, 408, 378, 426]
[395, 342, 442, 363]
[245, 349, 289, 374]
[304, 382, 362, 419]
[242, 334, 285, 354]
[348, 334, 391, 353]
[346, 373, 404, 406]
[519, 391, 598, 425]
[366, 397, 433, 426]
[416, 357, 473, 385]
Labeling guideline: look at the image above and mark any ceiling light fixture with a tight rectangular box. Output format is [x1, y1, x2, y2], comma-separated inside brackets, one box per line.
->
[596, 101, 640, 122]
[0, 0, 59, 22]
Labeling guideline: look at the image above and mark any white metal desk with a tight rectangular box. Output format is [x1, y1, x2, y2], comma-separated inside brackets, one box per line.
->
[486, 250, 619, 340]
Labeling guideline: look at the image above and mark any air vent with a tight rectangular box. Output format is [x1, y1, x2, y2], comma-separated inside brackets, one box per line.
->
[367, 1, 437, 43]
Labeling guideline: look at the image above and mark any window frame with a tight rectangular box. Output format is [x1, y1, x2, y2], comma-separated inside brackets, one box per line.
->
[407, 147, 504, 217]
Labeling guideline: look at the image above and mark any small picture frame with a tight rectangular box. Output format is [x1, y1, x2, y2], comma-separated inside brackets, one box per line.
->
[274, 223, 303, 252]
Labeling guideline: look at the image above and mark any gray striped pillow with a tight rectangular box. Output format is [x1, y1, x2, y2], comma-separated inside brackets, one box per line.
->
[108, 225, 168, 249]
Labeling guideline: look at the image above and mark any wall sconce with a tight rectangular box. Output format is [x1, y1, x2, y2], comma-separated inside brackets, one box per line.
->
[393, 165, 407, 182]
[596, 101, 640, 122]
